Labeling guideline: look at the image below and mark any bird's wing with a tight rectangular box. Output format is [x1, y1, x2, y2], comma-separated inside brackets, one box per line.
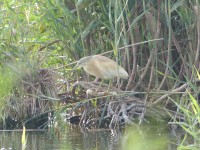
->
[93, 55, 128, 79]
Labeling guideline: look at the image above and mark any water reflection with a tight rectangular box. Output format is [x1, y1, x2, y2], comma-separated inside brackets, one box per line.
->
[64, 125, 120, 150]
[0, 126, 120, 150]
[121, 124, 179, 150]
[0, 123, 179, 150]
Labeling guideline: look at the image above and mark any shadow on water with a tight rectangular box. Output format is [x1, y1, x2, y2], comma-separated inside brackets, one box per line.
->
[0, 123, 183, 150]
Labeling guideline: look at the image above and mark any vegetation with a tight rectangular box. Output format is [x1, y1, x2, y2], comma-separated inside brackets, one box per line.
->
[0, 0, 200, 148]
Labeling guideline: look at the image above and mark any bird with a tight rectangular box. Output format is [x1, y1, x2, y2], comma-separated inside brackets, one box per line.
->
[74, 55, 128, 91]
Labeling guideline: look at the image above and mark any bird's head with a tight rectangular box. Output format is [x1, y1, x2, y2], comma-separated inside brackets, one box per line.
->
[73, 56, 93, 69]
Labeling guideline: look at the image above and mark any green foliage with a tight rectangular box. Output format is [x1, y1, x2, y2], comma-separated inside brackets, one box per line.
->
[171, 93, 200, 149]
[0, 68, 15, 103]
[169, 67, 200, 149]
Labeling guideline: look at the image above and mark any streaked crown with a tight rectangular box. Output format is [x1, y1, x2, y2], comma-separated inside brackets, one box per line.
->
[74, 56, 93, 69]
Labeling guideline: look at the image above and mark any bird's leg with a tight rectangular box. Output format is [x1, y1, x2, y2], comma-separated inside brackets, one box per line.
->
[95, 80, 103, 93]
[96, 80, 112, 93]
[117, 77, 120, 90]
[94, 77, 99, 82]
[107, 79, 112, 91]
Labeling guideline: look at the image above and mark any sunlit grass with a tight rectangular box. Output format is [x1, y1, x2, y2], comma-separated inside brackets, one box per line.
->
[169, 67, 200, 149]
[0, 68, 17, 113]
[171, 93, 200, 149]
[21, 126, 27, 150]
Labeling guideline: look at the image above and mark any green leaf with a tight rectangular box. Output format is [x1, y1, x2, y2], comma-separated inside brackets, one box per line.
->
[171, 0, 185, 12]
[82, 20, 98, 39]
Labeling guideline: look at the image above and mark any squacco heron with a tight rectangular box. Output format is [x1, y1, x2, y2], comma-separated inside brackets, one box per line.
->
[74, 55, 128, 91]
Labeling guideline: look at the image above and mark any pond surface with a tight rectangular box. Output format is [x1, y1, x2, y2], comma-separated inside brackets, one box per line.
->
[0, 123, 181, 150]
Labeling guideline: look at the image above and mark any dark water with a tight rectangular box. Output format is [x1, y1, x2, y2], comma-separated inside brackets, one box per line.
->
[0, 124, 179, 150]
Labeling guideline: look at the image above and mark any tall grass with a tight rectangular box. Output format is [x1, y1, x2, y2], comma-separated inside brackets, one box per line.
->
[168, 68, 200, 149]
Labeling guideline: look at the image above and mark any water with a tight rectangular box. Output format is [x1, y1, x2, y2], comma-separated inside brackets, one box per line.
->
[0, 124, 179, 150]
[0, 125, 120, 150]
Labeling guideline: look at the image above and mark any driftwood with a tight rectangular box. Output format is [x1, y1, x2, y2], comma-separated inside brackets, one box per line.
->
[67, 81, 147, 129]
